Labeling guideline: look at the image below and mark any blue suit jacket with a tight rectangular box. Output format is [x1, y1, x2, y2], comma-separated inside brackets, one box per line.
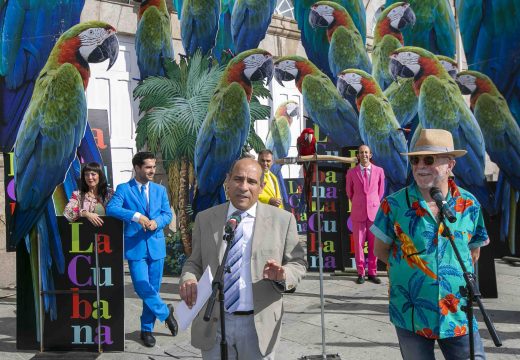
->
[107, 179, 172, 260]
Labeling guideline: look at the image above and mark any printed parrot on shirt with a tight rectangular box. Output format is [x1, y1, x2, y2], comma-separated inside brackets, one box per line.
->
[193, 49, 274, 216]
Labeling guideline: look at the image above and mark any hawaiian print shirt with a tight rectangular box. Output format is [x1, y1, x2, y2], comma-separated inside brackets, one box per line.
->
[370, 180, 489, 339]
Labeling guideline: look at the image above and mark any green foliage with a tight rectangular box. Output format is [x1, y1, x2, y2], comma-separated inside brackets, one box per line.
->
[133, 51, 224, 164]
[164, 232, 187, 275]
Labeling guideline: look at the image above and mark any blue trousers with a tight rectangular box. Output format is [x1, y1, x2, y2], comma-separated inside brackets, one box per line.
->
[396, 326, 486, 360]
[128, 257, 169, 332]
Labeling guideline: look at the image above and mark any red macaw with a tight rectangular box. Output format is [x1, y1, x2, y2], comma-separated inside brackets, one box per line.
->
[297, 127, 316, 212]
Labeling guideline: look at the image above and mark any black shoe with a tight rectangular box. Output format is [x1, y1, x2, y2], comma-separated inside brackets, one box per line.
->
[356, 275, 365, 284]
[165, 304, 178, 336]
[368, 275, 381, 284]
[140, 331, 156, 347]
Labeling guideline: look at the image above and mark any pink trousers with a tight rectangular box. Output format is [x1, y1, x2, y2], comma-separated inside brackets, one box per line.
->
[352, 219, 377, 276]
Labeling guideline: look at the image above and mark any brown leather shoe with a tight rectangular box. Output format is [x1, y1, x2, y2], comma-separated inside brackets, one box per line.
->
[368, 275, 382, 284]
[140, 331, 156, 347]
[165, 304, 178, 336]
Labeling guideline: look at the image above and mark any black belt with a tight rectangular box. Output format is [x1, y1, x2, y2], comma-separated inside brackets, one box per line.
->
[231, 310, 254, 316]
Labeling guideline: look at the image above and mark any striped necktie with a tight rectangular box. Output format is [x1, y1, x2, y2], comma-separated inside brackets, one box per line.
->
[223, 211, 246, 312]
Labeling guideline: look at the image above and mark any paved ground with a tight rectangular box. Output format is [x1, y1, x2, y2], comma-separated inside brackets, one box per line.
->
[0, 259, 518, 359]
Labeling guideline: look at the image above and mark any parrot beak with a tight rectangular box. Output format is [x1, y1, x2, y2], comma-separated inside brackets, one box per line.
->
[337, 77, 359, 99]
[87, 32, 119, 70]
[455, 78, 472, 95]
[249, 56, 274, 85]
[389, 57, 414, 80]
[289, 106, 299, 118]
[309, 8, 328, 28]
[274, 67, 295, 87]
[399, 6, 416, 29]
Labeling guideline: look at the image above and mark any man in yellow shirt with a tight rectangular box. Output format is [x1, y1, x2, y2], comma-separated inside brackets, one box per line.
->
[257, 149, 284, 209]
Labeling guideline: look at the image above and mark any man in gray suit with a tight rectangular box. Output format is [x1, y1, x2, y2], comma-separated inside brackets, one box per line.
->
[180, 158, 307, 359]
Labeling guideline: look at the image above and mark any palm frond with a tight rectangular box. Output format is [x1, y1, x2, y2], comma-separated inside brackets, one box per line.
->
[249, 101, 271, 122]
[133, 77, 180, 114]
[247, 124, 266, 153]
[252, 80, 272, 101]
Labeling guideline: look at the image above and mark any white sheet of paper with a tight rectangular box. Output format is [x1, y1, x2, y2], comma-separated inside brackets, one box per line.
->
[175, 265, 214, 331]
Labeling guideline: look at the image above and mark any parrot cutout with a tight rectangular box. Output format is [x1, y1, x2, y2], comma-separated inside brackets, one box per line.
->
[437, 55, 458, 80]
[456, 0, 520, 126]
[297, 128, 317, 212]
[180, 0, 220, 57]
[193, 49, 274, 216]
[231, 0, 276, 54]
[337, 69, 408, 194]
[385, 0, 456, 57]
[389, 46, 496, 214]
[274, 55, 361, 148]
[308, 1, 371, 82]
[10, 21, 118, 334]
[0, 0, 85, 152]
[456, 70, 520, 241]
[265, 100, 299, 204]
[293, 0, 366, 80]
[136, 0, 174, 78]
[213, 0, 236, 63]
[372, 2, 416, 90]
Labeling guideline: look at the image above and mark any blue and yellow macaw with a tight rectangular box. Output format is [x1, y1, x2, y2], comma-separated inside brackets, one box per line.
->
[213, 0, 236, 63]
[385, 0, 456, 57]
[293, 0, 365, 80]
[231, 0, 276, 54]
[0, 0, 85, 152]
[193, 49, 274, 216]
[180, 0, 220, 57]
[456, 70, 520, 242]
[456, 0, 520, 127]
[338, 69, 408, 194]
[266, 100, 299, 203]
[390, 47, 496, 214]
[135, 0, 174, 78]
[11, 21, 118, 335]
[309, 1, 371, 81]
[274, 55, 361, 148]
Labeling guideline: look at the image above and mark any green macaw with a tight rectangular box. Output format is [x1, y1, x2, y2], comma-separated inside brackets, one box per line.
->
[11, 21, 118, 336]
[456, 70, 520, 243]
[372, 2, 416, 90]
[135, 0, 173, 78]
[193, 49, 274, 215]
[337, 69, 408, 193]
[180, 0, 220, 57]
[390, 46, 496, 214]
[274, 55, 361, 148]
[309, 1, 371, 80]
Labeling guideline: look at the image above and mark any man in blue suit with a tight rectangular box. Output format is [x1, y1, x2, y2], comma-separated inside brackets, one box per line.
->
[107, 151, 178, 347]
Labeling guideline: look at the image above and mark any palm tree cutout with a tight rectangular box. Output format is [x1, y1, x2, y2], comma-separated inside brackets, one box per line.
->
[133, 50, 269, 257]
[395, 272, 437, 332]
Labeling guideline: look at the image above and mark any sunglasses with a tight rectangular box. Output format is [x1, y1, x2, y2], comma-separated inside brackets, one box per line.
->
[410, 155, 450, 166]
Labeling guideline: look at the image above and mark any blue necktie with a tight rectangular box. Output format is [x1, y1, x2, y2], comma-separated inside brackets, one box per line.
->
[223, 211, 245, 312]
[140, 184, 149, 213]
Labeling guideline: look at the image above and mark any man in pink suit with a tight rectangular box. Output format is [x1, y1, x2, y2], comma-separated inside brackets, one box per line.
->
[346, 145, 385, 284]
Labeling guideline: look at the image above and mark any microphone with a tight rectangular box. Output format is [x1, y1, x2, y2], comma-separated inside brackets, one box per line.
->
[429, 187, 457, 223]
[224, 213, 242, 236]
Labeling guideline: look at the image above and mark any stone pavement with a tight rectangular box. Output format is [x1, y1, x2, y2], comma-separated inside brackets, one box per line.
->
[0, 260, 518, 360]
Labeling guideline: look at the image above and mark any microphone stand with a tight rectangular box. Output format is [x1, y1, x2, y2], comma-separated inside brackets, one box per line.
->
[203, 229, 234, 360]
[439, 214, 502, 360]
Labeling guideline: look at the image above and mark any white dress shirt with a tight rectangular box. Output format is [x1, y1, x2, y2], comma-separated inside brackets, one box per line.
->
[226, 202, 257, 312]
[132, 179, 150, 222]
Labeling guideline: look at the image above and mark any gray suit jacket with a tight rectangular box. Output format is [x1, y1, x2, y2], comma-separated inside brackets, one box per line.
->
[180, 201, 307, 355]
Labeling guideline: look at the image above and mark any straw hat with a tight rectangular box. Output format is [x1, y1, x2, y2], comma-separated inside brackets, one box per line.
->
[402, 129, 467, 157]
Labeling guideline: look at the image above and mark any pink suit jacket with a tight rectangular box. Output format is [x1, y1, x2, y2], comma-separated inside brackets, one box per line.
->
[346, 164, 385, 222]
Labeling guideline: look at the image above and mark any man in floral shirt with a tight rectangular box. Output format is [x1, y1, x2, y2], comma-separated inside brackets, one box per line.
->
[371, 129, 489, 359]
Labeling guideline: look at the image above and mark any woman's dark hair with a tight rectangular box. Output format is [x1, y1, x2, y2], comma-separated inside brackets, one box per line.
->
[80, 162, 109, 203]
